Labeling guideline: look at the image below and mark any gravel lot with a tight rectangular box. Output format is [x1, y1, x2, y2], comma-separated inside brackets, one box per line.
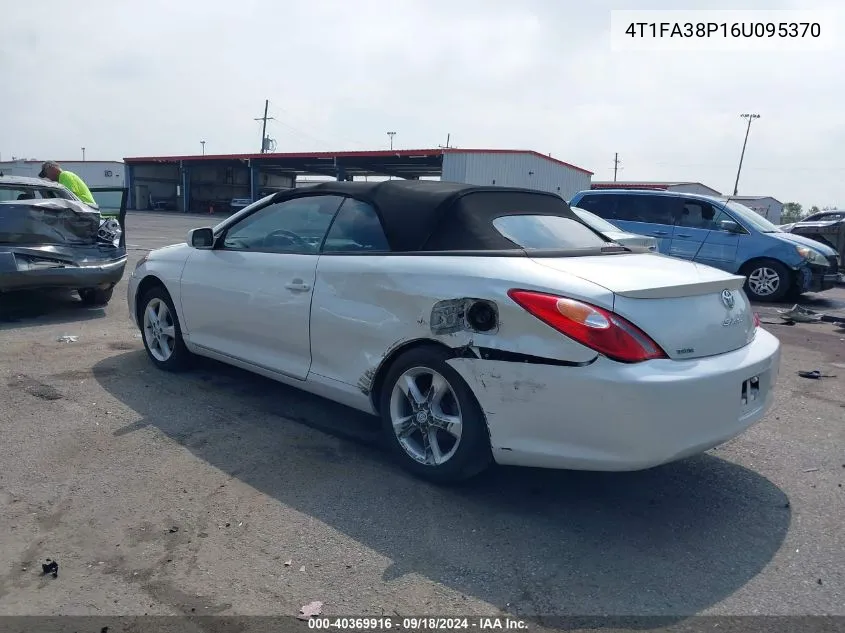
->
[1, 212, 843, 625]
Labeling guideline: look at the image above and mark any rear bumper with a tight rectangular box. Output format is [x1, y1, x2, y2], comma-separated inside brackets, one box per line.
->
[0, 255, 127, 291]
[447, 329, 781, 471]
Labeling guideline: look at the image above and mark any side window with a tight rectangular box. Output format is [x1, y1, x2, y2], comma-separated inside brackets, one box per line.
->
[323, 198, 390, 253]
[221, 195, 344, 254]
[677, 199, 717, 229]
[574, 194, 616, 219]
[615, 195, 677, 224]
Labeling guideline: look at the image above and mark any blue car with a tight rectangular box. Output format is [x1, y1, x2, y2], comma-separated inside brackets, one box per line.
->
[569, 189, 841, 302]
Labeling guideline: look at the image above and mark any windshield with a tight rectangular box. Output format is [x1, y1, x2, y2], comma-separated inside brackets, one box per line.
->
[722, 201, 782, 233]
[572, 207, 621, 234]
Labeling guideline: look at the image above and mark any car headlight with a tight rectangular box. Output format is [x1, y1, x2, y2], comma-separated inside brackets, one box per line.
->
[796, 245, 827, 265]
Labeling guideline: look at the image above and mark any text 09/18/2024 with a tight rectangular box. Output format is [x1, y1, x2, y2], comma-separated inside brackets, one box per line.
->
[610, 10, 838, 51]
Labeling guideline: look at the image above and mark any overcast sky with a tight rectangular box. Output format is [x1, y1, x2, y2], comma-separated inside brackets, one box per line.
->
[1, 0, 842, 208]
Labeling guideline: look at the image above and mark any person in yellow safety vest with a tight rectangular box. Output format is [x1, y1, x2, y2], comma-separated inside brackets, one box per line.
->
[39, 161, 97, 206]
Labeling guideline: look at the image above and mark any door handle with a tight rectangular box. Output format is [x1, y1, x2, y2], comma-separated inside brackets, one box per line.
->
[651, 231, 668, 236]
[285, 280, 311, 292]
[676, 233, 692, 238]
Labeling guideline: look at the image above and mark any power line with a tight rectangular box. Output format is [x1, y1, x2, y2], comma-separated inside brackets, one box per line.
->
[438, 133, 455, 150]
[254, 99, 275, 153]
[266, 103, 370, 150]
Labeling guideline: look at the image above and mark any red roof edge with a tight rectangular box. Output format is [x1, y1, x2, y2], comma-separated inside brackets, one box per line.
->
[123, 148, 594, 175]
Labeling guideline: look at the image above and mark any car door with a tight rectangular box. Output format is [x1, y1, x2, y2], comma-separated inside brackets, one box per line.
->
[612, 194, 679, 255]
[309, 197, 394, 388]
[178, 194, 344, 379]
[670, 200, 742, 271]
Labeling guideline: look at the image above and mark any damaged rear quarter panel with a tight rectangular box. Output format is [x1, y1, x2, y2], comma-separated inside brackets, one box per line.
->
[308, 254, 605, 403]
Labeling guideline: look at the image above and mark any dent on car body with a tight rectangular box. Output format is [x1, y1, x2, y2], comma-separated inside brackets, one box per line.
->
[0, 199, 127, 291]
[354, 295, 598, 398]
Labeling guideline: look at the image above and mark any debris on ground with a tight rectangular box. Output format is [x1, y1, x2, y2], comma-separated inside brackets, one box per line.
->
[803, 468, 820, 473]
[297, 601, 323, 620]
[760, 319, 795, 326]
[798, 370, 837, 380]
[168, 526, 179, 534]
[284, 560, 292, 567]
[56, 335, 79, 343]
[41, 559, 58, 578]
[299, 565, 306, 572]
[778, 305, 823, 323]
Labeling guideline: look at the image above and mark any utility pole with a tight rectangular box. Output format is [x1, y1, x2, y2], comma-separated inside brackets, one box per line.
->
[438, 133, 453, 150]
[201, 140, 206, 156]
[733, 113, 760, 196]
[81, 147, 86, 161]
[612, 152, 621, 181]
[387, 131, 396, 151]
[254, 100, 275, 153]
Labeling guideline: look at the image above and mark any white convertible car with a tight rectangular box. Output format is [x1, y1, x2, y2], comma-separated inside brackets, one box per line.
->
[128, 181, 781, 483]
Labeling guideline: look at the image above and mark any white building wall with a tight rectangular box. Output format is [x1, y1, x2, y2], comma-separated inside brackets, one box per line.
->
[0, 160, 125, 187]
[666, 183, 722, 196]
[726, 197, 783, 224]
[442, 152, 591, 200]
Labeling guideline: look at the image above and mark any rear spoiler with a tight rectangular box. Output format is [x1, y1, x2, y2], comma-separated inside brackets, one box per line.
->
[90, 187, 128, 248]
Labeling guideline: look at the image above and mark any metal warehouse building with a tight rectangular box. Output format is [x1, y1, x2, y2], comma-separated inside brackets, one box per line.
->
[123, 149, 593, 213]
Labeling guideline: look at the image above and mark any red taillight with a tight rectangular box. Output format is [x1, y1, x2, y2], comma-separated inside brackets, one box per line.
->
[753, 312, 761, 328]
[507, 290, 668, 363]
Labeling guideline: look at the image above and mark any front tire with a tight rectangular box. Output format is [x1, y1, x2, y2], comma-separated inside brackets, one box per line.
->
[743, 259, 791, 302]
[378, 346, 492, 484]
[78, 286, 114, 306]
[139, 285, 192, 372]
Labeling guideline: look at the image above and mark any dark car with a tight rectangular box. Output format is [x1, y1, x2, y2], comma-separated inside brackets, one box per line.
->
[0, 175, 127, 306]
[781, 211, 845, 271]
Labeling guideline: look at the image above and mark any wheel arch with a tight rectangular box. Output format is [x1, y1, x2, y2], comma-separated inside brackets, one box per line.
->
[368, 338, 458, 414]
[135, 274, 174, 325]
[739, 256, 795, 274]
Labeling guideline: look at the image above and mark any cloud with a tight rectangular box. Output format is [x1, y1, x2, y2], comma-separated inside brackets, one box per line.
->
[1, 0, 842, 206]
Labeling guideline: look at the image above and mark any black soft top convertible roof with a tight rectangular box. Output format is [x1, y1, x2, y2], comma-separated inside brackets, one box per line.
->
[273, 180, 587, 252]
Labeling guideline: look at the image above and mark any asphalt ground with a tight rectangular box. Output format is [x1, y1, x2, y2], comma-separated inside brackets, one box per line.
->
[0, 211, 843, 628]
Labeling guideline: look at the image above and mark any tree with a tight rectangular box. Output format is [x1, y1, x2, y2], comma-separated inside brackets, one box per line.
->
[781, 202, 804, 223]
[809, 205, 821, 215]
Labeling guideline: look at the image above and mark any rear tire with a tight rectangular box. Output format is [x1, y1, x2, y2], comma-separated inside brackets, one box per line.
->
[139, 285, 192, 372]
[743, 259, 791, 302]
[378, 345, 492, 484]
[78, 286, 114, 306]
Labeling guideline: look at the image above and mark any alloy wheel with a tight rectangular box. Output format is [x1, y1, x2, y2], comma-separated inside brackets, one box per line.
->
[143, 298, 177, 362]
[747, 266, 781, 297]
[388, 367, 464, 466]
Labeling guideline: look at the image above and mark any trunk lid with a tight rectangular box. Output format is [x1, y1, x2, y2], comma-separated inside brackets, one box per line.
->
[531, 253, 755, 360]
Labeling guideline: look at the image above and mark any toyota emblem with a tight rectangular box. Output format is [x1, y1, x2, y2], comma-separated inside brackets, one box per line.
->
[721, 289, 735, 309]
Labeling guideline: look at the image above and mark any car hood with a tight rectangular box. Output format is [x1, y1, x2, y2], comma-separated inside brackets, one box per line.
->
[768, 230, 838, 256]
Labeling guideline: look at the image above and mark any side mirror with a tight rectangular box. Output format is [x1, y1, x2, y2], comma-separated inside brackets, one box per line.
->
[188, 227, 214, 249]
[719, 220, 742, 234]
